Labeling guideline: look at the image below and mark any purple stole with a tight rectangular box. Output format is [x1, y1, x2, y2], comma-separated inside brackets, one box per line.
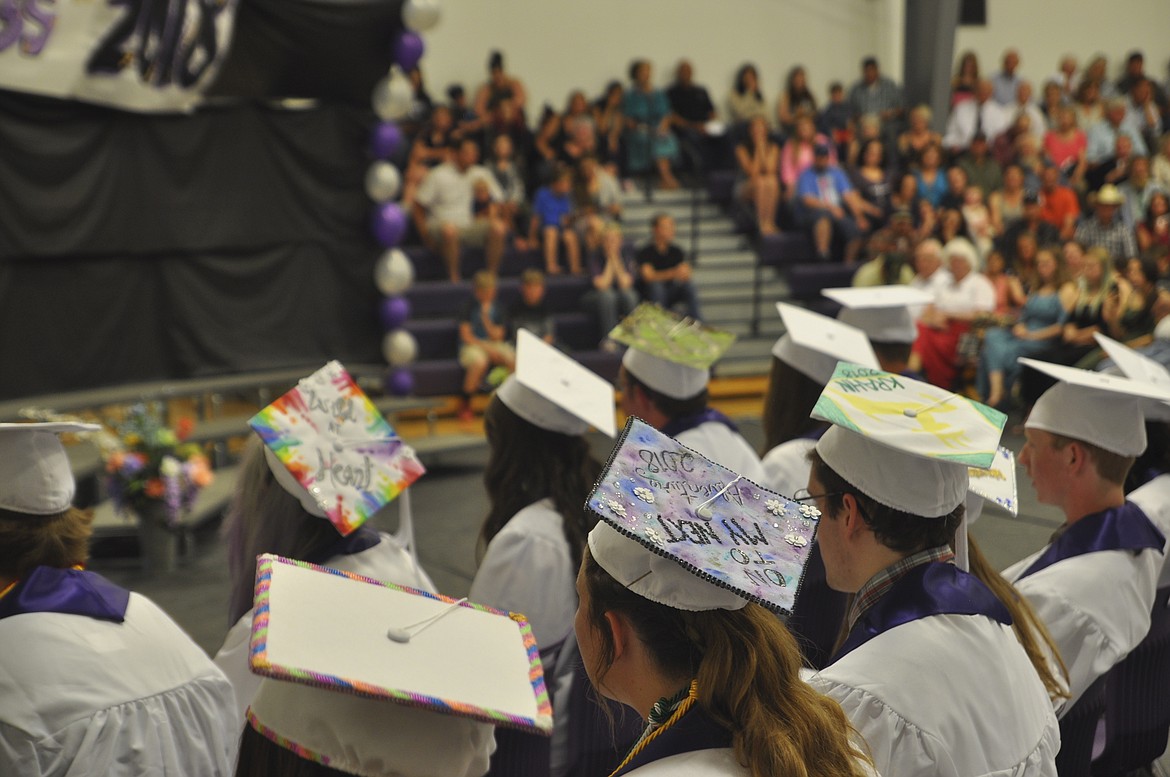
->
[834, 562, 1011, 661]
[0, 566, 130, 623]
[304, 525, 382, 566]
[1017, 501, 1166, 581]
[612, 706, 733, 776]
[660, 408, 739, 438]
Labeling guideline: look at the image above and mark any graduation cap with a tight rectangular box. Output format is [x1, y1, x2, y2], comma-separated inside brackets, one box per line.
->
[821, 285, 934, 345]
[610, 303, 736, 400]
[585, 417, 818, 615]
[245, 554, 551, 773]
[772, 302, 880, 384]
[248, 361, 425, 535]
[497, 329, 616, 437]
[957, 446, 1018, 571]
[1093, 333, 1170, 421]
[0, 422, 101, 515]
[811, 362, 1007, 516]
[1021, 357, 1170, 457]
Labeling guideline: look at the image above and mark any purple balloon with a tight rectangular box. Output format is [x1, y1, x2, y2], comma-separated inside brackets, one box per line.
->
[371, 122, 404, 159]
[385, 367, 414, 396]
[371, 202, 407, 247]
[379, 296, 412, 330]
[393, 31, 425, 71]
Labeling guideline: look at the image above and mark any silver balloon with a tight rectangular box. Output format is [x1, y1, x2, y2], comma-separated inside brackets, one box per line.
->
[402, 0, 441, 32]
[382, 330, 419, 366]
[372, 70, 413, 121]
[365, 162, 402, 202]
[374, 249, 415, 295]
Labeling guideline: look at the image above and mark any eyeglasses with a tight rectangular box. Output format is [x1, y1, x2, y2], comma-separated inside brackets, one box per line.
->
[791, 489, 844, 503]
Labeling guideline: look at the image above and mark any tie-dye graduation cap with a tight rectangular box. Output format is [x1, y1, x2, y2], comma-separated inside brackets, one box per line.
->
[585, 417, 817, 615]
[249, 361, 425, 535]
[610, 303, 736, 400]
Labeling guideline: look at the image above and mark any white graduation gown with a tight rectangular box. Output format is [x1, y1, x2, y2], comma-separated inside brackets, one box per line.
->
[214, 531, 435, 722]
[806, 614, 1060, 777]
[675, 423, 767, 486]
[0, 593, 240, 776]
[1003, 512, 1165, 713]
[622, 748, 746, 775]
[469, 498, 576, 651]
[760, 438, 817, 498]
[1130, 473, 1170, 588]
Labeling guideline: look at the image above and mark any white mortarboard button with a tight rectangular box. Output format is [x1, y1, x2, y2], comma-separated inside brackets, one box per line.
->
[771, 303, 880, 385]
[497, 329, 616, 437]
[1021, 357, 1170, 457]
[249, 361, 425, 536]
[0, 422, 101, 515]
[246, 554, 550, 777]
[610, 303, 736, 400]
[585, 418, 818, 614]
[1093, 333, 1170, 421]
[811, 362, 1007, 517]
[822, 285, 934, 345]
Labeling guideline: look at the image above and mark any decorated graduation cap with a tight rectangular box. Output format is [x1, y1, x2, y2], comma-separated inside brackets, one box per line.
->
[822, 285, 934, 345]
[249, 361, 425, 535]
[1093, 333, 1170, 421]
[958, 447, 1018, 570]
[0, 422, 101, 515]
[245, 554, 550, 773]
[811, 363, 1007, 517]
[611, 303, 736, 400]
[1021, 357, 1170, 457]
[585, 417, 818, 614]
[497, 329, 616, 437]
[772, 302, 880, 385]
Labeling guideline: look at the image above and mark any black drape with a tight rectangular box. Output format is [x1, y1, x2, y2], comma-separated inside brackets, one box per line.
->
[0, 90, 384, 399]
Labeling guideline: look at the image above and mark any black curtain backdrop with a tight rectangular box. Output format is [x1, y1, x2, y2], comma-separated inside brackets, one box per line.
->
[0, 90, 384, 399]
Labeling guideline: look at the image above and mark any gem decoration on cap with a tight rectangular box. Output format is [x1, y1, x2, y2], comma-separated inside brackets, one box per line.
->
[497, 329, 616, 437]
[772, 302, 879, 384]
[822, 285, 933, 345]
[967, 447, 1018, 517]
[249, 554, 553, 735]
[1093, 333, 1170, 421]
[249, 361, 425, 536]
[0, 422, 101, 515]
[586, 418, 818, 614]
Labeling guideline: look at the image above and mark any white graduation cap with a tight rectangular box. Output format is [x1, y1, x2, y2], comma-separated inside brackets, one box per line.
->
[497, 329, 616, 437]
[0, 422, 101, 515]
[1093, 333, 1170, 421]
[586, 418, 819, 615]
[822, 285, 934, 345]
[249, 361, 425, 535]
[245, 554, 550, 772]
[1021, 357, 1170, 457]
[956, 446, 1019, 571]
[611, 303, 736, 400]
[772, 302, 880, 385]
[811, 362, 1007, 517]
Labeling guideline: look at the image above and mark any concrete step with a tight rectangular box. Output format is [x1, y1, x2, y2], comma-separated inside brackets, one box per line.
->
[622, 201, 726, 222]
[623, 214, 738, 235]
[619, 187, 708, 207]
[698, 278, 791, 303]
[692, 249, 755, 270]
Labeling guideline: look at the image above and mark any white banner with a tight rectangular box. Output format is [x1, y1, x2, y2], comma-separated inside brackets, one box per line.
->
[0, 0, 238, 113]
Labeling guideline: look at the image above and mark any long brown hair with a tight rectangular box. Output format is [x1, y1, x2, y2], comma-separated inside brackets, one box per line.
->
[479, 396, 602, 566]
[761, 356, 826, 454]
[964, 536, 1071, 704]
[581, 549, 871, 777]
[0, 506, 92, 579]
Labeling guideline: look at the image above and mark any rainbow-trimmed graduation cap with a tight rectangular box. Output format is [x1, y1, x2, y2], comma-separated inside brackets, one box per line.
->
[249, 361, 424, 535]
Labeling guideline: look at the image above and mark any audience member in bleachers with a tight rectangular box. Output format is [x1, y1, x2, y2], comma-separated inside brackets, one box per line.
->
[913, 143, 948, 209]
[847, 56, 904, 133]
[978, 247, 1070, 408]
[909, 237, 950, 297]
[559, 92, 603, 171]
[414, 138, 507, 282]
[782, 113, 835, 199]
[776, 65, 817, 135]
[984, 248, 1027, 318]
[941, 166, 972, 213]
[943, 80, 1010, 155]
[593, 81, 626, 176]
[1138, 191, 1170, 253]
[483, 96, 532, 170]
[1126, 77, 1164, 151]
[1087, 133, 1136, 192]
[401, 104, 454, 208]
[471, 178, 497, 230]
[1153, 132, 1170, 191]
[819, 82, 854, 156]
[1118, 51, 1168, 104]
[726, 63, 769, 130]
[529, 163, 582, 275]
[797, 143, 869, 264]
[889, 176, 935, 240]
[624, 59, 681, 190]
[1083, 55, 1119, 100]
[1043, 105, 1088, 186]
[935, 205, 968, 250]
[910, 238, 995, 388]
[958, 131, 1004, 198]
[666, 59, 720, 170]
[1075, 183, 1139, 264]
[474, 50, 528, 121]
[1009, 129, 1045, 191]
[952, 50, 981, 105]
[991, 49, 1023, 105]
[1119, 155, 1163, 228]
[734, 116, 781, 235]
[1003, 193, 1060, 265]
[962, 185, 995, 258]
[398, 66, 434, 137]
[636, 213, 700, 319]
[989, 162, 1028, 236]
[0, 424, 240, 775]
[532, 104, 563, 184]
[1097, 256, 1164, 355]
[1088, 97, 1149, 167]
[507, 268, 555, 346]
[1005, 81, 1048, 147]
[573, 154, 623, 253]
[851, 229, 914, 287]
[583, 223, 639, 343]
[487, 134, 528, 241]
[447, 84, 484, 144]
[842, 112, 883, 171]
[849, 138, 895, 227]
[896, 105, 941, 169]
[1053, 54, 1080, 100]
[458, 271, 515, 422]
[1039, 80, 1066, 131]
[1007, 231, 1043, 291]
[1072, 78, 1105, 129]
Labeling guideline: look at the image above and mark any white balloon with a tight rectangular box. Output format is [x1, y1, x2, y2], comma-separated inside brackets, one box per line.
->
[383, 330, 418, 366]
[372, 70, 413, 121]
[374, 248, 415, 295]
[402, 0, 441, 32]
[365, 162, 402, 202]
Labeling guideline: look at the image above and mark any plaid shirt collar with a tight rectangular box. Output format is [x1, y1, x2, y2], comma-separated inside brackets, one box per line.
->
[847, 545, 955, 632]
